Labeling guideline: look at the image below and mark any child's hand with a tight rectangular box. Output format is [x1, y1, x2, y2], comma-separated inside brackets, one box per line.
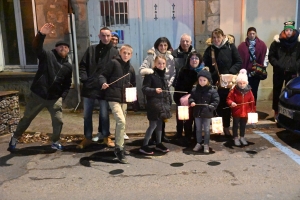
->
[190, 102, 196, 107]
[156, 88, 162, 94]
[102, 83, 109, 90]
[231, 102, 237, 107]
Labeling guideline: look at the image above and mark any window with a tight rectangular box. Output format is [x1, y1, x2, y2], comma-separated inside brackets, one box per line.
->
[100, 0, 128, 26]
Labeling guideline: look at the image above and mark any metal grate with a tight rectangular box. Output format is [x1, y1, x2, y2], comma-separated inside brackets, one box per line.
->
[99, 0, 128, 27]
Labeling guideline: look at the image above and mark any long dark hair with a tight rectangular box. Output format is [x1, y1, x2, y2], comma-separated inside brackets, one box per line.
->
[154, 37, 172, 51]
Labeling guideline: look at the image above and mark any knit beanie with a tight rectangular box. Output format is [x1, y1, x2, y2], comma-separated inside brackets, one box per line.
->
[247, 27, 256, 34]
[111, 32, 119, 42]
[55, 41, 70, 48]
[236, 69, 248, 83]
[197, 68, 212, 83]
[284, 21, 295, 30]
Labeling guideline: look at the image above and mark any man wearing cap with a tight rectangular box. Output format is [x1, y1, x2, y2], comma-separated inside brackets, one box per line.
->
[77, 27, 119, 149]
[111, 32, 119, 49]
[238, 27, 268, 103]
[269, 21, 300, 120]
[8, 23, 73, 151]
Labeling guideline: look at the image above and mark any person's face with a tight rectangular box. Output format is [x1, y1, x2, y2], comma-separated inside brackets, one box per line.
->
[120, 48, 132, 62]
[212, 33, 224, 46]
[155, 58, 166, 70]
[180, 36, 191, 52]
[189, 55, 200, 68]
[111, 36, 118, 46]
[237, 81, 247, 89]
[99, 30, 112, 44]
[285, 28, 294, 38]
[247, 31, 256, 41]
[158, 42, 168, 54]
[198, 76, 208, 87]
[55, 45, 69, 58]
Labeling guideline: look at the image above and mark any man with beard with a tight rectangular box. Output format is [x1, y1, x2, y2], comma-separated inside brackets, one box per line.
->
[8, 23, 72, 151]
[269, 21, 300, 120]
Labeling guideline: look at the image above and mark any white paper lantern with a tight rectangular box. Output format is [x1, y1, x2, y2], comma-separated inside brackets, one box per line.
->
[211, 117, 223, 133]
[178, 106, 189, 120]
[125, 87, 137, 102]
[248, 112, 258, 124]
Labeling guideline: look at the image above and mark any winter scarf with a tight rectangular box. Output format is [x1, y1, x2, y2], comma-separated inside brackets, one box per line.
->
[248, 39, 256, 62]
[279, 30, 300, 49]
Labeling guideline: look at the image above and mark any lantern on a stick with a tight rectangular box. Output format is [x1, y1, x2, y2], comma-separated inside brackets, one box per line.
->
[178, 106, 189, 120]
[247, 112, 258, 124]
[211, 117, 223, 133]
[125, 87, 137, 102]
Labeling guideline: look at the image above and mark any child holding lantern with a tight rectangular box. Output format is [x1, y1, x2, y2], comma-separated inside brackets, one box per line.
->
[100, 44, 136, 164]
[226, 69, 256, 146]
[189, 68, 219, 153]
[139, 55, 172, 154]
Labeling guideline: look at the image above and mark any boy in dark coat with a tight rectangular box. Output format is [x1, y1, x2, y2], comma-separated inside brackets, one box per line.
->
[100, 44, 136, 164]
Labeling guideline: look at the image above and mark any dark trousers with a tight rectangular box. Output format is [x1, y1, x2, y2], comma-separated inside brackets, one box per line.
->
[248, 76, 260, 104]
[272, 71, 296, 112]
[232, 117, 247, 138]
[216, 88, 231, 128]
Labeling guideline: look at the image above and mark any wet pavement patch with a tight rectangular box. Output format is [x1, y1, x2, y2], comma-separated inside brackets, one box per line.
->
[109, 169, 124, 175]
[207, 161, 221, 166]
[170, 162, 184, 167]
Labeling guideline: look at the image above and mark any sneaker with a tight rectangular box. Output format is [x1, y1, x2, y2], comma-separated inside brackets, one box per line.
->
[124, 133, 129, 140]
[92, 132, 105, 142]
[76, 138, 93, 149]
[139, 145, 154, 155]
[8, 137, 17, 151]
[234, 137, 241, 146]
[155, 143, 169, 153]
[101, 137, 115, 148]
[114, 148, 128, 164]
[51, 142, 64, 150]
[240, 137, 248, 146]
[193, 143, 202, 152]
[203, 144, 209, 153]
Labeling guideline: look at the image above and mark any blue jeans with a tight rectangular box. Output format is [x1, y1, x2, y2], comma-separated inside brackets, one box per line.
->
[83, 97, 110, 140]
[195, 117, 211, 145]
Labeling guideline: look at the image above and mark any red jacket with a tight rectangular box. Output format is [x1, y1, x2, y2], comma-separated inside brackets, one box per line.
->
[226, 85, 256, 117]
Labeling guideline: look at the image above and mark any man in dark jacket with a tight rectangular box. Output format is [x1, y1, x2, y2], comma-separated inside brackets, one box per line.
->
[8, 23, 72, 151]
[269, 21, 300, 120]
[77, 27, 119, 149]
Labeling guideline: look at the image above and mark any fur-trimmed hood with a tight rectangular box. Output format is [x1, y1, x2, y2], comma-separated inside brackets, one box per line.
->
[205, 34, 235, 46]
[273, 34, 300, 43]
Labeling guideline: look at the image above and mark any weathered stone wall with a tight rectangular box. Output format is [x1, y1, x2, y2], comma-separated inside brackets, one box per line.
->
[194, 0, 220, 54]
[0, 92, 20, 135]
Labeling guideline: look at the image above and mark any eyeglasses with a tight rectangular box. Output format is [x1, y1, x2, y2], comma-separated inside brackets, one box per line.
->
[190, 57, 199, 60]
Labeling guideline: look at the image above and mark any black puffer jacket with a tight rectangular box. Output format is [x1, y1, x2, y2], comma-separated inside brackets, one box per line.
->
[173, 65, 198, 104]
[269, 30, 300, 73]
[79, 41, 119, 99]
[142, 68, 172, 121]
[31, 32, 72, 100]
[203, 35, 242, 85]
[99, 56, 136, 103]
[188, 85, 220, 118]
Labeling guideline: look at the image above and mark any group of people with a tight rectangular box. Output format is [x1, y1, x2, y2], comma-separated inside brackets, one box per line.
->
[8, 20, 300, 164]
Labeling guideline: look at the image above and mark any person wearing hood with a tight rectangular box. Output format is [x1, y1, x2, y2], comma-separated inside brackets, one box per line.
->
[203, 28, 242, 137]
[238, 27, 268, 103]
[173, 52, 204, 146]
[226, 69, 256, 146]
[100, 44, 136, 163]
[188, 68, 220, 153]
[77, 27, 119, 149]
[111, 31, 119, 49]
[268, 21, 300, 121]
[172, 33, 196, 87]
[8, 23, 72, 151]
[139, 37, 176, 143]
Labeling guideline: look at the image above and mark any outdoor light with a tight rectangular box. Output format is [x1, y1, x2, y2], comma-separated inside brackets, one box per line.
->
[125, 87, 137, 102]
[211, 117, 223, 133]
[178, 106, 189, 120]
[247, 112, 258, 124]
